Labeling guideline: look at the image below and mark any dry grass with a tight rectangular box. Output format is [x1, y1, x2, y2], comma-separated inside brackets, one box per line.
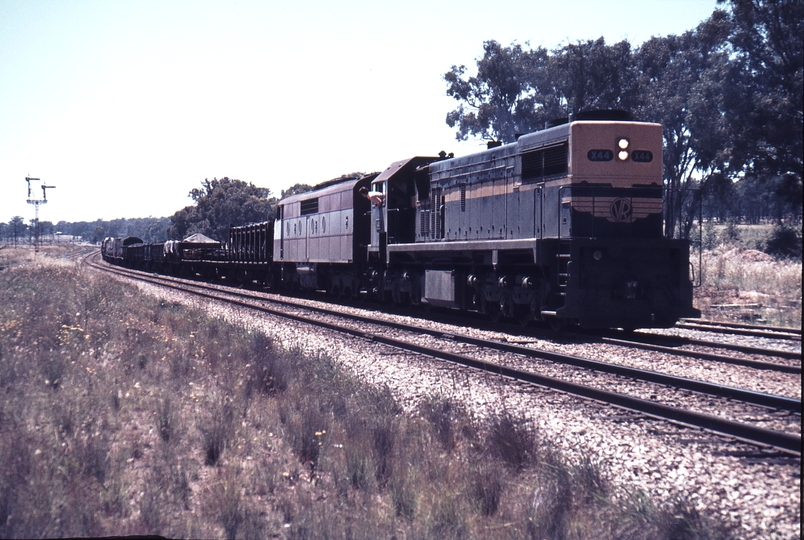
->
[0, 255, 736, 538]
[0, 243, 93, 269]
[695, 222, 802, 328]
[696, 247, 801, 328]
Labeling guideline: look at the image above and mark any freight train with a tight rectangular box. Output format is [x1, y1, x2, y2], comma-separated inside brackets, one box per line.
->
[102, 110, 700, 330]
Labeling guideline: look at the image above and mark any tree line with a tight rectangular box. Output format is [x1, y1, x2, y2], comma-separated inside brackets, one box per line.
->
[0, 216, 173, 246]
[444, 0, 802, 238]
[0, 179, 317, 247]
[0, 178, 316, 246]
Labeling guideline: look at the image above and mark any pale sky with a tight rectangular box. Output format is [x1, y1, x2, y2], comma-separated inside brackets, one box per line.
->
[1, 0, 719, 224]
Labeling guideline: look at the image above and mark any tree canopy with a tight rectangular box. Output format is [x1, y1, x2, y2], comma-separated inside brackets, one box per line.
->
[169, 177, 277, 242]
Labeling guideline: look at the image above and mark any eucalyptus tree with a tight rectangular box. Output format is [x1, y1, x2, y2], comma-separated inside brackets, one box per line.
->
[444, 40, 549, 143]
[720, 0, 803, 220]
[8, 216, 26, 247]
[544, 38, 639, 116]
[634, 11, 733, 239]
[170, 177, 277, 241]
[280, 183, 314, 199]
[443, 39, 639, 144]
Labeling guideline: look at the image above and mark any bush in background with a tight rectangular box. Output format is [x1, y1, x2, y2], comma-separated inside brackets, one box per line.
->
[764, 223, 802, 260]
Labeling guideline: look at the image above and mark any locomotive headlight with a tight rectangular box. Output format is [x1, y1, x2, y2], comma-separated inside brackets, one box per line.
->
[617, 138, 630, 161]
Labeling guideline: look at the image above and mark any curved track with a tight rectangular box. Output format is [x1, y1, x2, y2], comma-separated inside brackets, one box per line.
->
[86, 253, 801, 456]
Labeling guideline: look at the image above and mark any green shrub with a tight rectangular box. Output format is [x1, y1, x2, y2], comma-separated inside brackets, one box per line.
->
[764, 223, 802, 260]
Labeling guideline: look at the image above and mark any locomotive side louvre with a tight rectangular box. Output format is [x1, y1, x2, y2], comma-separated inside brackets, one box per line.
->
[430, 144, 519, 242]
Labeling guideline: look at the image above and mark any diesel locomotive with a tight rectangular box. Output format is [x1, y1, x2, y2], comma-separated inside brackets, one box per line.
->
[103, 110, 700, 330]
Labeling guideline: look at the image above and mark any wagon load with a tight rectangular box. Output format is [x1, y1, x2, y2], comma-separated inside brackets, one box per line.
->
[165, 233, 225, 261]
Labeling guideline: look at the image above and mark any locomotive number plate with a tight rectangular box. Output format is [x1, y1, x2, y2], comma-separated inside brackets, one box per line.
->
[587, 149, 614, 161]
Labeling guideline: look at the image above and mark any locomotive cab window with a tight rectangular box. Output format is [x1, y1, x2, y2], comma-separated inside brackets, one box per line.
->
[368, 181, 386, 207]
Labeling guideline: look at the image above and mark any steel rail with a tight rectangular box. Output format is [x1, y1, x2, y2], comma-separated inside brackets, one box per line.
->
[675, 321, 801, 341]
[600, 336, 801, 374]
[90, 256, 802, 413]
[624, 330, 802, 361]
[89, 256, 801, 455]
[374, 335, 802, 456]
[681, 318, 801, 335]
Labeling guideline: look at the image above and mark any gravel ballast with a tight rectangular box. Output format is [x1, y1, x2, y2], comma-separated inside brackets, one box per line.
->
[131, 279, 801, 539]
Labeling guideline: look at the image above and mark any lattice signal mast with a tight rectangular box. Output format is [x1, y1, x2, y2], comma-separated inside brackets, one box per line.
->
[25, 177, 56, 254]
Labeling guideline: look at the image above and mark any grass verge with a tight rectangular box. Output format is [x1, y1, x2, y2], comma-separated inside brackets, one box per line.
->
[0, 259, 737, 538]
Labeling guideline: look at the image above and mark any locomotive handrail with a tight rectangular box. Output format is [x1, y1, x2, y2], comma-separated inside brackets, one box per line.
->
[664, 187, 702, 287]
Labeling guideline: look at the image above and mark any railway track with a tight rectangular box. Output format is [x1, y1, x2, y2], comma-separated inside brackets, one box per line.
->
[366, 299, 802, 372]
[87, 253, 802, 456]
[677, 318, 801, 341]
[598, 333, 800, 373]
[86, 252, 800, 376]
[605, 327, 801, 361]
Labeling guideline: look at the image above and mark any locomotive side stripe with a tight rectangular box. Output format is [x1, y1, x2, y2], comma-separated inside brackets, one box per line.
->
[438, 181, 661, 206]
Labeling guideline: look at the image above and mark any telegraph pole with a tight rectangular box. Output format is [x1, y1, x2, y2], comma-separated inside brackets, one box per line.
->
[25, 177, 56, 254]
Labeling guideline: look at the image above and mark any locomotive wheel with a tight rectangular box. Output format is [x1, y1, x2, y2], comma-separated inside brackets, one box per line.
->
[499, 293, 515, 319]
[548, 318, 566, 332]
[410, 279, 422, 306]
[391, 283, 403, 305]
[516, 305, 531, 327]
[481, 296, 502, 323]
